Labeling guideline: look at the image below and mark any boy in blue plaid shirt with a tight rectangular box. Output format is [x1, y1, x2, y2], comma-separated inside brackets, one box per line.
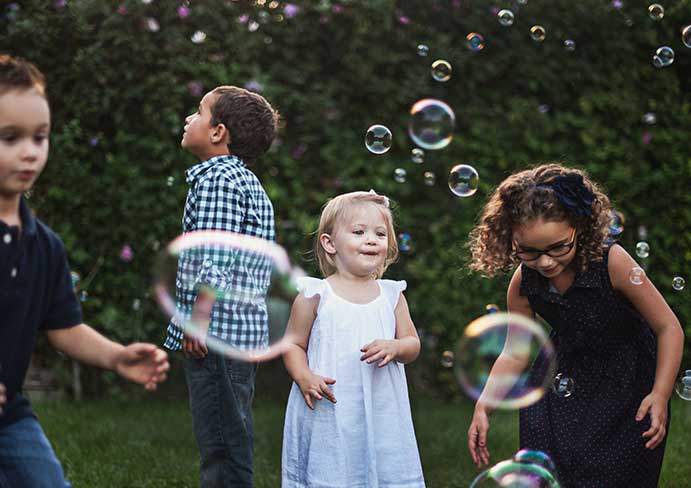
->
[164, 85, 278, 488]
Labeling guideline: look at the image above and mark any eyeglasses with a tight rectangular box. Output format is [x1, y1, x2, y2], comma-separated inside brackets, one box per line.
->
[513, 228, 577, 261]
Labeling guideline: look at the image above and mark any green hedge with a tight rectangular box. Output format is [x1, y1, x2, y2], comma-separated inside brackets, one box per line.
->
[3, 0, 690, 397]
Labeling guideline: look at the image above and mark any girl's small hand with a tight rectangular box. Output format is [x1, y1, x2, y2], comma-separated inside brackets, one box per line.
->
[360, 339, 399, 368]
[297, 372, 337, 410]
[468, 406, 491, 468]
[636, 392, 668, 449]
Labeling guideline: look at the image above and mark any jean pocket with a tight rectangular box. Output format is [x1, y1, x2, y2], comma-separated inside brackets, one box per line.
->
[223, 359, 256, 384]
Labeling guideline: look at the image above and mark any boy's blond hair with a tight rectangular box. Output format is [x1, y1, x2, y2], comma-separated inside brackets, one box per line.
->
[315, 191, 399, 279]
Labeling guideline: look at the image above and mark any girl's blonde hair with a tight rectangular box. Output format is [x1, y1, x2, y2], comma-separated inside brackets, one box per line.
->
[468, 163, 612, 277]
[315, 191, 399, 279]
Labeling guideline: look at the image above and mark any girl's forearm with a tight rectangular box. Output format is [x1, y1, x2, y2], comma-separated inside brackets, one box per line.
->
[395, 336, 421, 364]
[651, 322, 685, 399]
[283, 344, 312, 382]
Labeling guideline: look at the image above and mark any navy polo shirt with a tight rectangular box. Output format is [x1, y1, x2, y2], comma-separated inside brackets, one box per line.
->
[0, 197, 82, 430]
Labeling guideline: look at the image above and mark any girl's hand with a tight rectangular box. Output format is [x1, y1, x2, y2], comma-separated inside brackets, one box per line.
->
[360, 339, 400, 367]
[297, 372, 336, 410]
[0, 383, 5, 414]
[636, 391, 668, 449]
[468, 406, 491, 468]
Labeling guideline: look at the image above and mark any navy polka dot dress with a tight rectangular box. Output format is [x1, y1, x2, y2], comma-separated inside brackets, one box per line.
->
[518, 243, 668, 487]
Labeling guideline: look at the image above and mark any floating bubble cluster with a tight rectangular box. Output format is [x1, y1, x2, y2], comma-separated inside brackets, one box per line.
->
[398, 232, 412, 252]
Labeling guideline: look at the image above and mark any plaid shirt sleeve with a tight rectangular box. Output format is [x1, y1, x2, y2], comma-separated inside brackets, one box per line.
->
[194, 175, 246, 290]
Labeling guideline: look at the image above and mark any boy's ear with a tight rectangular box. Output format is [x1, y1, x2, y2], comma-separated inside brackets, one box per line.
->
[319, 233, 337, 255]
[209, 123, 230, 145]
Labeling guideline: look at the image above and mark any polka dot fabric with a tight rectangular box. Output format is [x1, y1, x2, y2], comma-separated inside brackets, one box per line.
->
[518, 243, 668, 487]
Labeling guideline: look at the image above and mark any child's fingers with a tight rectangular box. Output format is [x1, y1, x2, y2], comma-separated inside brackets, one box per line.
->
[319, 383, 337, 403]
[324, 377, 336, 385]
[376, 354, 394, 368]
[360, 341, 375, 353]
[303, 393, 314, 410]
[365, 350, 386, 364]
[360, 347, 379, 361]
[635, 398, 651, 421]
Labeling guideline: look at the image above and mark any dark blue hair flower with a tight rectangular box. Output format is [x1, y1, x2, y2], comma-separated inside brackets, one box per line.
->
[550, 174, 594, 218]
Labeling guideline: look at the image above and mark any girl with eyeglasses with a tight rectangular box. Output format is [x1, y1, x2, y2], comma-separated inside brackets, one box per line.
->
[465, 163, 683, 487]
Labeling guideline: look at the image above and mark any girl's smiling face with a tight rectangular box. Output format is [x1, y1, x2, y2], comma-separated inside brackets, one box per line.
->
[512, 219, 578, 278]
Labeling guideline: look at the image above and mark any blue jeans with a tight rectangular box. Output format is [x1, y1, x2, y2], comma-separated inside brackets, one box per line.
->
[184, 354, 257, 488]
[0, 415, 72, 488]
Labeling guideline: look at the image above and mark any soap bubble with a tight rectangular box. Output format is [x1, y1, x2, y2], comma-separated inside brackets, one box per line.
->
[643, 112, 657, 125]
[417, 44, 429, 56]
[564, 39, 576, 51]
[635, 241, 650, 259]
[454, 312, 556, 410]
[672, 276, 685, 291]
[653, 46, 674, 68]
[398, 232, 412, 252]
[153, 231, 301, 362]
[423, 171, 436, 186]
[431, 59, 452, 82]
[470, 459, 560, 488]
[408, 99, 456, 150]
[497, 9, 514, 27]
[530, 25, 546, 42]
[411, 148, 425, 164]
[675, 370, 691, 400]
[448, 164, 479, 197]
[629, 266, 646, 285]
[365, 125, 392, 154]
[647, 3, 664, 21]
[608, 210, 625, 236]
[441, 351, 454, 368]
[466, 32, 485, 51]
[683, 25, 691, 48]
[552, 373, 575, 398]
[394, 168, 407, 183]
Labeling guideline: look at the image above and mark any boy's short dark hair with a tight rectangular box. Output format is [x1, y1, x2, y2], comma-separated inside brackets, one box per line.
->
[0, 55, 46, 97]
[210, 86, 278, 165]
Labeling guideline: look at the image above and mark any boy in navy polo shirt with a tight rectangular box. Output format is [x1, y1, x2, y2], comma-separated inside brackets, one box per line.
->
[164, 86, 278, 487]
[0, 55, 170, 487]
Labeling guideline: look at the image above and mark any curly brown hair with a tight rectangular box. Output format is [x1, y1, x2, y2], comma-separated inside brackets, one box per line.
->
[210, 86, 279, 165]
[468, 163, 612, 277]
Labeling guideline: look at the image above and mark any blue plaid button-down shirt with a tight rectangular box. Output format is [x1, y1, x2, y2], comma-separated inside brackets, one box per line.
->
[163, 155, 275, 351]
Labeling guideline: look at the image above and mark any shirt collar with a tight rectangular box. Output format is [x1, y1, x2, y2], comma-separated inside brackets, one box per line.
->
[519, 261, 601, 298]
[19, 197, 37, 238]
[185, 155, 244, 185]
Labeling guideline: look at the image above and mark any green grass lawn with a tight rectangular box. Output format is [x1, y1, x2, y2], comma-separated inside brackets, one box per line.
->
[35, 396, 690, 487]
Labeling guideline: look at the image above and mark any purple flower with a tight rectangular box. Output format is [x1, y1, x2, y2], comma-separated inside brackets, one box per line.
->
[55, 0, 66, 8]
[332, 4, 343, 14]
[551, 174, 594, 218]
[186, 80, 203, 97]
[238, 14, 249, 24]
[244, 80, 263, 93]
[642, 132, 652, 144]
[398, 15, 410, 24]
[177, 5, 190, 18]
[117, 4, 128, 15]
[119, 245, 134, 263]
[489, 6, 500, 16]
[89, 136, 99, 147]
[612, 0, 623, 9]
[283, 4, 299, 18]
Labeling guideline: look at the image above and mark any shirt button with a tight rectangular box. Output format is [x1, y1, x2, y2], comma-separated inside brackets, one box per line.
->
[3, 233, 10, 244]
[10, 268, 17, 278]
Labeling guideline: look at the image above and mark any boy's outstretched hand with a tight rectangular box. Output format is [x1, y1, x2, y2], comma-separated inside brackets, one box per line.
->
[114, 344, 170, 391]
[0, 383, 5, 414]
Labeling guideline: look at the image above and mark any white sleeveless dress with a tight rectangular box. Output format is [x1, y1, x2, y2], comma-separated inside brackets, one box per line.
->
[282, 277, 425, 488]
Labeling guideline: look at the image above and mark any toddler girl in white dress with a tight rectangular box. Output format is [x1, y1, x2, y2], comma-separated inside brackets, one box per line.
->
[282, 190, 425, 488]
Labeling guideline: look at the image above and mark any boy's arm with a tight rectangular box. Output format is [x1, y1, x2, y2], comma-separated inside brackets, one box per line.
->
[46, 324, 169, 391]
